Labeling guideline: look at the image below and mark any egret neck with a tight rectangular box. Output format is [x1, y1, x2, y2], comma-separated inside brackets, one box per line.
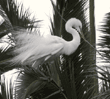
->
[66, 27, 81, 55]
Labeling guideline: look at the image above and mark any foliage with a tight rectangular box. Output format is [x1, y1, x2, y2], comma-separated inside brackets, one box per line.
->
[35, 0, 99, 99]
[96, 12, 110, 99]
[0, 0, 40, 98]
[0, 0, 99, 99]
[98, 12, 110, 61]
[0, 5, 12, 38]
[0, 0, 39, 73]
[51, 0, 98, 99]
[0, 0, 36, 29]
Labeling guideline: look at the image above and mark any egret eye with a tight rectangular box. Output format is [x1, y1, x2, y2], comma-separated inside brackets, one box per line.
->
[79, 26, 82, 32]
[72, 26, 75, 29]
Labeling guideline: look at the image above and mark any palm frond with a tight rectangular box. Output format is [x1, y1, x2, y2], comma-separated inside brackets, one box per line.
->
[1, 69, 19, 99]
[13, 67, 47, 99]
[12, 66, 66, 99]
[0, 0, 36, 29]
[0, 0, 99, 99]
[0, 5, 12, 38]
[98, 12, 110, 61]
[48, 0, 98, 99]
[0, 0, 41, 73]
[95, 10, 110, 98]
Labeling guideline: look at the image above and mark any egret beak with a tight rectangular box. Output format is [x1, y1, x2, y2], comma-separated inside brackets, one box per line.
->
[79, 27, 85, 40]
[73, 26, 85, 40]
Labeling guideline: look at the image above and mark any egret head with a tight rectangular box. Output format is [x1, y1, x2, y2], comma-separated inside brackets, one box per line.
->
[65, 18, 84, 38]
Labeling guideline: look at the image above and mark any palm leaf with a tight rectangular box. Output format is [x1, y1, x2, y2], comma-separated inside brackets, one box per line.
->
[0, 0, 98, 99]
[96, 10, 110, 98]
[0, 0, 41, 98]
[14, 67, 47, 99]
[98, 12, 110, 61]
[12, 66, 66, 99]
[0, 5, 12, 38]
[50, 0, 99, 99]
[0, 0, 35, 29]
[0, 0, 40, 73]
[1, 69, 19, 99]
[44, 0, 98, 99]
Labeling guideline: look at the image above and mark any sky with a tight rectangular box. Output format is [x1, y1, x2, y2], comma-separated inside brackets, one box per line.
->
[94, 0, 110, 66]
[17, 0, 54, 36]
[1, 0, 110, 52]
[1, 0, 110, 57]
[95, 0, 110, 43]
[16, 0, 110, 40]
[95, 0, 110, 27]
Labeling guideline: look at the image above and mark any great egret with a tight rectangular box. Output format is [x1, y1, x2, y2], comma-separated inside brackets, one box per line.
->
[10, 18, 83, 68]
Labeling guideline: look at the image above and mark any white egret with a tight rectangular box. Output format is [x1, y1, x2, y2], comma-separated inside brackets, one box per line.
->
[10, 18, 83, 68]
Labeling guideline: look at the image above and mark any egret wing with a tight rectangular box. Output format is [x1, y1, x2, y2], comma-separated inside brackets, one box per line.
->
[20, 43, 64, 66]
[11, 42, 64, 66]
[42, 43, 64, 61]
[29, 43, 64, 63]
[9, 31, 64, 66]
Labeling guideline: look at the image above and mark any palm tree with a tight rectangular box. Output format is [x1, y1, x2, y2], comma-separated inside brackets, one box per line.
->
[53, 0, 98, 98]
[89, 0, 98, 96]
[96, 11, 110, 98]
[0, 0, 37, 72]
[0, 0, 99, 99]
[30, 0, 98, 99]
[0, 0, 39, 99]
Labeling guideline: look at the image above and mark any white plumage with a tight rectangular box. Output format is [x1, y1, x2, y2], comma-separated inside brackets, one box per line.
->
[10, 18, 82, 68]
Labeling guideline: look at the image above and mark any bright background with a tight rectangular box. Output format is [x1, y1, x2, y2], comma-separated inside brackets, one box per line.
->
[16, 0, 110, 68]
[16, 0, 110, 42]
[17, 0, 54, 36]
[1, 0, 110, 55]
[95, 0, 110, 43]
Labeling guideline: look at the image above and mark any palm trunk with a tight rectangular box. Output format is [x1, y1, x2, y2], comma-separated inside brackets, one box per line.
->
[89, 0, 98, 95]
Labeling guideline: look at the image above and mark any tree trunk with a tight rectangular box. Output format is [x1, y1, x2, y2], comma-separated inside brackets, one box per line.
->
[89, 0, 98, 95]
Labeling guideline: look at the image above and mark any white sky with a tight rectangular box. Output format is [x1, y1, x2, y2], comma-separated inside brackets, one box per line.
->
[17, 0, 53, 36]
[95, 0, 110, 43]
[95, 0, 110, 27]
[1, 0, 110, 50]
[17, 0, 110, 40]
